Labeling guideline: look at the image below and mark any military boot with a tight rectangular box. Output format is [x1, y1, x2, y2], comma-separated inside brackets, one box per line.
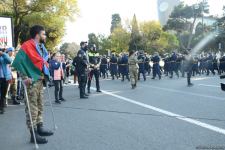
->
[37, 123, 54, 136]
[30, 128, 48, 144]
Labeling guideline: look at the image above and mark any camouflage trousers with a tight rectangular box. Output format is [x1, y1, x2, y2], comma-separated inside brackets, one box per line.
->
[25, 80, 44, 129]
[129, 67, 138, 85]
[9, 78, 17, 97]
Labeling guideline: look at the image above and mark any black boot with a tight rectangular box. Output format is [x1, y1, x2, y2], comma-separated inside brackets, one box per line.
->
[131, 84, 135, 89]
[37, 123, 54, 136]
[59, 98, 66, 102]
[30, 128, 48, 144]
[55, 100, 61, 104]
[12, 96, 20, 105]
[80, 96, 88, 99]
[96, 90, 102, 93]
[0, 107, 4, 114]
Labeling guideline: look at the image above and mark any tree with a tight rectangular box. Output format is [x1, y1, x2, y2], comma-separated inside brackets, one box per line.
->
[110, 27, 130, 53]
[140, 21, 179, 54]
[98, 34, 112, 54]
[0, 0, 78, 50]
[60, 42, 80, 59]
[88, 33, 99, 49]
[129, 14, 142, 51]
[164, 1, 209, 49]
[110, 14, 122, 33]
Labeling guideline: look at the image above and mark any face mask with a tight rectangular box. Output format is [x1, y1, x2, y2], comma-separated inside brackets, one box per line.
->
[83, 46, 88, 51]
[40, 39, 45, 44]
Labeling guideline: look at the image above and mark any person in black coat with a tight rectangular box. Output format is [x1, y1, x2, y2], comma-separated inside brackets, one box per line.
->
[72, 41, 89, 99]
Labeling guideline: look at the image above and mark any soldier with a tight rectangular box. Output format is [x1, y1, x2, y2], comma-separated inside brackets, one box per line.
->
[151, 52, 161, 80]
[192, 56, 199, 76]
[14, 25, 54, 144]
[163, 54, 170, 76]
[137, 51, 146, 81]
[73, 41, 89, 99]
[219, 52, 225, 74]
[87, 45, 102, 93]
[110, 54, 118, 80]
[183, 50, 194, 87]
[169, 52, 179, 78]
[144, 54, 151, 76]
[128, 50, 139, 89]
[213, 55, 218, 75]
[206, 53, 215, 75]
[100, 55, 108, 79]
[120, 53, 130, 82]
[117, 54, 123, 78]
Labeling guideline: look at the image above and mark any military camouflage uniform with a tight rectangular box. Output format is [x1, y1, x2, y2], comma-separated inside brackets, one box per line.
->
[9, 68, 17, 100]
[24, 77, 44, 129]
[128, 54, 139, 86]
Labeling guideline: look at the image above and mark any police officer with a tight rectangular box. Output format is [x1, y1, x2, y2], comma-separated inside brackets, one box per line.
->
[87, 45, 101, 93]
[120, 53, 130, 82]
[100, 55, 108, 79]
[73, 41, 89, 99]
[151, 52, 161, 80]
[110, 54, 118, 80]
[137, 51, 146, 81]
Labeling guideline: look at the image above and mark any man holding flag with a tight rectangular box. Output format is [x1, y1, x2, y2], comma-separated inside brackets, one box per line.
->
[12, 25, 53, 144]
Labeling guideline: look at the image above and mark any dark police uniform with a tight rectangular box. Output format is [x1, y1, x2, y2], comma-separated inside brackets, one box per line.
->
[145, 56, 151, 76]
[137, 53, 146, 81]
[151, 54, 161, 80]
[100, 56, 108, 78]
[120, 54, 130, 81]
[219, 55, 225, 74]
[73, 49, 88, 98]
[110, 55, 118, 80]
[87, 50, 101, 93]
[169, 53, 179, 78]
[206, 54, 215, 75]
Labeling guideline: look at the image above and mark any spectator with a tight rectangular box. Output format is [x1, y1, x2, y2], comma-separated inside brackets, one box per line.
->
[50, 52, 66, 104]
[0, 47, 12, 114]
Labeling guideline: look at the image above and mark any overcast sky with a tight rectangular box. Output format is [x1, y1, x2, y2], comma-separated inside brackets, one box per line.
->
[63, 0, 225, 44]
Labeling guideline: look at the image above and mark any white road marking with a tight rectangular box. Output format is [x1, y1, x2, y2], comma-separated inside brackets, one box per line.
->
[198, 84, 220, 88]
[90, 87, 225, 136]
[192, 77, 213, 81]
[140, 84, 225, 101]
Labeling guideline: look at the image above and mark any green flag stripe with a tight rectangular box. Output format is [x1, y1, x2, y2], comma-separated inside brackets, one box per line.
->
[12, 50, 42, 81]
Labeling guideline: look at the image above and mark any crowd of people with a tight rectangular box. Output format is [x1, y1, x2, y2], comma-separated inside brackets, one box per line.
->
[0, 25, 224, 145]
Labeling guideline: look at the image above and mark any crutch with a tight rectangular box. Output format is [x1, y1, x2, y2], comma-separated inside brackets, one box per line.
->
[45, 79, 57, 130]
[22, 82, 39, 149]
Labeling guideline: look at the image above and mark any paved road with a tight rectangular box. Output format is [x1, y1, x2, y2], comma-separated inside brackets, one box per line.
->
[0, 75, 225, 150]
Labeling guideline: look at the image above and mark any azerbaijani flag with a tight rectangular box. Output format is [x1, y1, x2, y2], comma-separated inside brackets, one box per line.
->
[12, 39, 50, 81]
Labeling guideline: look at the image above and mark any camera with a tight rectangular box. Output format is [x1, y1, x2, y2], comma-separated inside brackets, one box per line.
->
[0, 48, 6, 52]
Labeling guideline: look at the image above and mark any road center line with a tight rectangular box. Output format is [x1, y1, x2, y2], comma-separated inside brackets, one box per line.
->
[90, 87, 225, 136]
